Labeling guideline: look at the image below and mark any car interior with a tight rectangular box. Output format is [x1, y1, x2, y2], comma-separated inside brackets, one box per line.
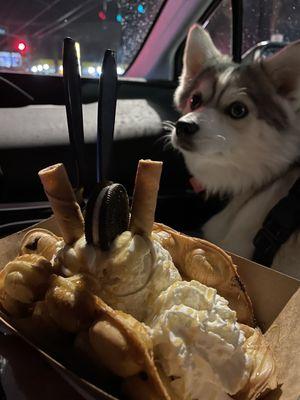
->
[0, 0, 299, 398]
[1, 0, 298, 239]
[1, 0, 294, 239]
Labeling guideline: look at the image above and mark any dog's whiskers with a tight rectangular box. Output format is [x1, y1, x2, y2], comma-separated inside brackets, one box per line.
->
[154, 132, 175, 152]
[154, 133, 170, 145]
[162, 120, 176, 132]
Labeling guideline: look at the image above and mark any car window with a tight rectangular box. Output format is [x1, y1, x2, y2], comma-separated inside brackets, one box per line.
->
[0, 0, 165, 77]
[205, 0, 299, 56]
[205, 1, 232, 55]
[243, 0, 299, 51]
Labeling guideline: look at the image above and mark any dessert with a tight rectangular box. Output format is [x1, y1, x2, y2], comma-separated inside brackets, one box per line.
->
[146, 280, 249, 399]
[20, 229, 60, 261]
[152, 223, 254, 326]
[0, 160, 277, 400]
[0, 254, 53, 316]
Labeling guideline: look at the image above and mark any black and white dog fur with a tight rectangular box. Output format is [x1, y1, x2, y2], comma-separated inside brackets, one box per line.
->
[172, 24, 300, 279]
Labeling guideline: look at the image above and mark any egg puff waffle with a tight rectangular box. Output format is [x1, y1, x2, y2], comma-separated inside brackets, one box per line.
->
[0, 160, 279, 400]
[0, 219, 278, 400]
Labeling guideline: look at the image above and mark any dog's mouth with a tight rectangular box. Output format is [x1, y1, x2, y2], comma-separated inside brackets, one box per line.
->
[172, 134, 195, 152]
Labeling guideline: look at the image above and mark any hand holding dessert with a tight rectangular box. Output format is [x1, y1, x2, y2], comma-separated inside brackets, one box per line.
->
[0, 160, 277, 400]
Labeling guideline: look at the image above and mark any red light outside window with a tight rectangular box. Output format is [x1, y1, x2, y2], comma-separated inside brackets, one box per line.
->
[18, 42, 26, 51]
[16, 40, 27, 52]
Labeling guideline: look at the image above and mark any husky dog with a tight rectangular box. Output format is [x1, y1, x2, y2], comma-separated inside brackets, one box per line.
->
[172, 24, 300, 279]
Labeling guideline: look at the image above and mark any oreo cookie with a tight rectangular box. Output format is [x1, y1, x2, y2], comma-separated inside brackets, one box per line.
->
[85, 183, 129, 250]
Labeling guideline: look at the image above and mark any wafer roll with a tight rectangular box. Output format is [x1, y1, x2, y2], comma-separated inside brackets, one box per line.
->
[130, 160, 162, 237]
[38, 163, 84, 245]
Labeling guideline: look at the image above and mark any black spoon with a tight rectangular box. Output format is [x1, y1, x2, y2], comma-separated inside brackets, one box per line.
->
[85, 50, 129, 250]
[63, 37, 86, 200]
[96, 49, 118, 184]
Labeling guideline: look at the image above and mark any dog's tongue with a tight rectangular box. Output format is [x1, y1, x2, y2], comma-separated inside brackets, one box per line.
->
[189, 176, 205, 193]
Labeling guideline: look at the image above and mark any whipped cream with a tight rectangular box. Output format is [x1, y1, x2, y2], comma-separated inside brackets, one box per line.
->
[147, 280, 250, 399]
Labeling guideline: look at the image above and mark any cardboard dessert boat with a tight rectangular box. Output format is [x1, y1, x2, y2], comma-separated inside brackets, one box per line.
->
[0, 217, 299, 400]
[0, 162, 299, 400]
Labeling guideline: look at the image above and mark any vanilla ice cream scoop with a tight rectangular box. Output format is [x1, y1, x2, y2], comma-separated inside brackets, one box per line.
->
[54, 230, 181, 321]
[54, 236, 105, 276]
[147, 280, 250, 400]
[99, 231, 181, 321]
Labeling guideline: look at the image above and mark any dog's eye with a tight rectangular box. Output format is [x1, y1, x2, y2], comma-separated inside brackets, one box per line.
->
[190, 94, 203, 111]
[227, 102, 248, 119]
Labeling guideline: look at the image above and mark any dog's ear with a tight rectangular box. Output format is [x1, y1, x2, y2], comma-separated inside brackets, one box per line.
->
[182, 24, 221, 79]
[262, 40, 300, 97]
[174, 25, 222, 112]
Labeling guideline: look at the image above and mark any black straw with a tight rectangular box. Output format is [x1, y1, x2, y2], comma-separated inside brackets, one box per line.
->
[63, 37, 86, 192]
[97, 49, 118, 184]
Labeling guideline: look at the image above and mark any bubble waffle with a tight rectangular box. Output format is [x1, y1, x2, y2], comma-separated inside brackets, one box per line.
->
[0, 161, 278, 400]
[152, 223, 254, 326]
[0, 254, 52, 316]
[20, 228, 61, 261]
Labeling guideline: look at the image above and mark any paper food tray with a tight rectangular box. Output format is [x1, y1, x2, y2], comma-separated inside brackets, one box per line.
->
[0, 217, 299, 400]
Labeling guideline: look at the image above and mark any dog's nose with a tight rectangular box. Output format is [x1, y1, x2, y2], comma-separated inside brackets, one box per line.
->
[175, 120, 199, 137]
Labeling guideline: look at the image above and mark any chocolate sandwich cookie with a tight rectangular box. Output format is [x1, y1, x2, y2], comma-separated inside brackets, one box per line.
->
[85, 183, 129, 250]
